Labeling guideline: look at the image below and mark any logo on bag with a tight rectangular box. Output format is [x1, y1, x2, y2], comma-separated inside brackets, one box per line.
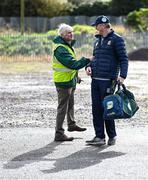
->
[107, 101, 113, 109]
[108, 112, 116, 116]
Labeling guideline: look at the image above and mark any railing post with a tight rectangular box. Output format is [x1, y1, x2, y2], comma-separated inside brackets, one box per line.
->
[20, 0, 25, 35]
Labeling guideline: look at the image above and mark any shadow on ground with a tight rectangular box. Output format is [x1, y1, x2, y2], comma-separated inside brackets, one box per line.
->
[3, 141, 62, 169]
[42, 145, 125, 173]
[3, 142, 126, 173]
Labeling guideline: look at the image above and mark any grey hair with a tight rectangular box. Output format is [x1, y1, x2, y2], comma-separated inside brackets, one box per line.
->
[58, 23, 73, 36]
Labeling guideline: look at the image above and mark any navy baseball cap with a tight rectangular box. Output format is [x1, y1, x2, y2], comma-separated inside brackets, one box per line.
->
[91, 15, 110, 26]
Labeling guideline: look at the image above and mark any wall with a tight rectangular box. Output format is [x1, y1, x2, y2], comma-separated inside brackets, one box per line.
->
[0, 16, 126, 32]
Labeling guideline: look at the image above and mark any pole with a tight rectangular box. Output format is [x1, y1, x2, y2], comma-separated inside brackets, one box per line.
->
[20, 0, 24, 35]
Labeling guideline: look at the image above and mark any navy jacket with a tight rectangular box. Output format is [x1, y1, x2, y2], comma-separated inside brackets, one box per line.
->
[91, 30, 128, 79]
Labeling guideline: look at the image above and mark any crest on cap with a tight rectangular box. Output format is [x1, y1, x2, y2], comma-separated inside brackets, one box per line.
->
[102, 17, 107, 22]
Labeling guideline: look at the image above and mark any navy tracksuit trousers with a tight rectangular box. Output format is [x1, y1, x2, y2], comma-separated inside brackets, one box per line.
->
[91, 79, 117, 139]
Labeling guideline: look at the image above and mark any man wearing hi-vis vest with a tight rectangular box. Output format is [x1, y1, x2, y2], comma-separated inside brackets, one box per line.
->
[52, 23, 93, 141]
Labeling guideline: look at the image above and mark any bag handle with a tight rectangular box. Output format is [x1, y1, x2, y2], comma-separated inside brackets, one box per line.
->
[115, 83, 136, 100]
[114, 82, 126, 93]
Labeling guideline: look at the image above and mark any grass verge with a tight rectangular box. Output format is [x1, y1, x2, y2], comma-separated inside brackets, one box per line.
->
[0, 55, 52, 74]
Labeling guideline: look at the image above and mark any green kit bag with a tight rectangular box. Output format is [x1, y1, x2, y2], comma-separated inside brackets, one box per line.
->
[103, 84, 139, 120]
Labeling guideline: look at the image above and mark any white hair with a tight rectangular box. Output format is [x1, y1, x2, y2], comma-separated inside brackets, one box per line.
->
[58, 23, 73, 36]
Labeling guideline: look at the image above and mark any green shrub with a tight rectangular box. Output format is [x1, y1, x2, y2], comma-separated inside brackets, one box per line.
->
[0, 34, 52, 56]
[125, 8, 148, 31]
[73, 25, 95, 35]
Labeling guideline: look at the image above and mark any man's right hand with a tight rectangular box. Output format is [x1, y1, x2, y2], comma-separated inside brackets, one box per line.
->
[89, 56, 94, 61]
[85, 67, 92, 76]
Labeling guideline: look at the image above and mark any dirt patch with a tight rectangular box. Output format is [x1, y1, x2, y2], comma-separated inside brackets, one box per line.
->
[128, 48, 148, 61]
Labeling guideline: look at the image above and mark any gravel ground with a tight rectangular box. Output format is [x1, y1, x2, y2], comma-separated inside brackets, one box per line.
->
[0, 61, 148, 128]
[0, 61, 148, 180]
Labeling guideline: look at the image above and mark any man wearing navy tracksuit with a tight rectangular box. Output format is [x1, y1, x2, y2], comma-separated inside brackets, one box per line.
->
[85, 15, 128, 145]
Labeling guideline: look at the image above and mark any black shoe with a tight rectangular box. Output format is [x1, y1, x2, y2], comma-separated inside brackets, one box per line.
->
[68, 125, 87, 132]
[108, 137, 116, 146]
[86, 137, 106, 146]
[54, 134, 74, 142]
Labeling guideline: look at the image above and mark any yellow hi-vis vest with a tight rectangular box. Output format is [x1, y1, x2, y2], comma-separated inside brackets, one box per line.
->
[52, 44, 77, 83]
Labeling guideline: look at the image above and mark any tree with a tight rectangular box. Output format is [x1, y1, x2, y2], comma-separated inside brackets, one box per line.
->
[0, 0, 73, 17]
[34, 0, 73, 17]
[110, 0, 144, 16]
[141, 0, 148, 8]
[70, 1, 110, 16]
[68, 0, 98, 6]
[0, 0, 38, 16]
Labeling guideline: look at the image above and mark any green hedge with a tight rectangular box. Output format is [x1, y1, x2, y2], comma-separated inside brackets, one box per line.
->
[0, 34, 53, 56]
[125, 8, 148, 32]
[0, 25, 95, 56]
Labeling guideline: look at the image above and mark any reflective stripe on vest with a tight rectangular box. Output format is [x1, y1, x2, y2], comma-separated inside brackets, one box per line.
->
[52, 44, 77, 83]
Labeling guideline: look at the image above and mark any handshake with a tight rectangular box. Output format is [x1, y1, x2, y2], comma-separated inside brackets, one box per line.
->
[89, 56, 94, 61]
[85, 56, 94, 76]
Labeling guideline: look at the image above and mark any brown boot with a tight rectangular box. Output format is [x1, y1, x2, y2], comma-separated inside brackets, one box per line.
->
[54, 133, 74, 142]
[68, 125, 87, 132]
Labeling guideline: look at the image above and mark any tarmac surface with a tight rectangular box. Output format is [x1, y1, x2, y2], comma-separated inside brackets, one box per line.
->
[1, 126, 148, 180]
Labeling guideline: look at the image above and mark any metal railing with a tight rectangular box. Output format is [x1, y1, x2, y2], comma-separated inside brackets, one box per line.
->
[0, 31, 148, 62]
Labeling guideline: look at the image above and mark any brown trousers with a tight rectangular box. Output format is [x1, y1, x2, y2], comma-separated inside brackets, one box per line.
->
[55, 87, 76, 134]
